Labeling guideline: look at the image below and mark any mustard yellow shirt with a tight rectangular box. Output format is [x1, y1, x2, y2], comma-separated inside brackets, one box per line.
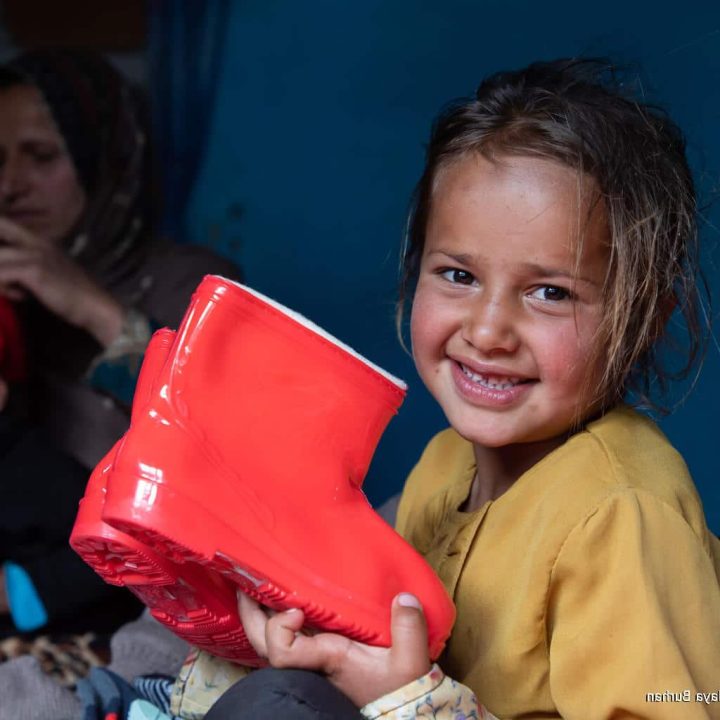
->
[396, 405, 720, 719]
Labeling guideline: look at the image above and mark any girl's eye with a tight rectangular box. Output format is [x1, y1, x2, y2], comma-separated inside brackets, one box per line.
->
[529, 285, 573, 302]
[439, 268, 476, 285]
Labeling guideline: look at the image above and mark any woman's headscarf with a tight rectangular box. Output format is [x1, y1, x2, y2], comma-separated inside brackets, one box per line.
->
[0, 49, 153, 286]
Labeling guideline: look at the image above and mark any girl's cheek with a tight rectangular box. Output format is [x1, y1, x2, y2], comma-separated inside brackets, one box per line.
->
[411, 288, 452, 332]
[409, 292, 432, 339]
[410, 305, 442, 368]
[532, 323, 592, 382]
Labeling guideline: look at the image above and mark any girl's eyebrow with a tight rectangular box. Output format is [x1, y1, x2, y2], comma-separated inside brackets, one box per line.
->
[519, 262, 599, 287]
[426, 250, 476, 265]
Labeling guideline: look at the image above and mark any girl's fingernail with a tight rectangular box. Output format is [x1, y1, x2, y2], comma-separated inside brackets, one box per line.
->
[397, 592, 422, 609]
[285, 607, 301, 614]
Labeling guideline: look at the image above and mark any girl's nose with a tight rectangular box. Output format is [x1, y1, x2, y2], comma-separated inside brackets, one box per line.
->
[461, 293, 520, 356]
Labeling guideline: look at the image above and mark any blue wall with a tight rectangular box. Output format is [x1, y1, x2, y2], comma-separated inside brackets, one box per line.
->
[186, 0, 720, 531]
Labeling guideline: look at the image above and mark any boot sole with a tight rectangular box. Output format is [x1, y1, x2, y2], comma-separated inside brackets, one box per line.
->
[71, 515, 261, 664]
[104, 470, 452, 658]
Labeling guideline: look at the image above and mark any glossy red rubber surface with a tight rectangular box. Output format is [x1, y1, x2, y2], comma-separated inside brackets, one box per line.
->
[70, 329, 259, 663]
[81, 278, 456, 659]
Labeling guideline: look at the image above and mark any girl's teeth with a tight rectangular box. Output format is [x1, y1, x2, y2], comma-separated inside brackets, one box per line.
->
[461, 364, 520, 390]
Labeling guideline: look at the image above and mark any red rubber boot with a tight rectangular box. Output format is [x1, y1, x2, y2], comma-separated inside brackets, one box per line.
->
[70, 328, 260, 663]
[71, 328, 176, 586]
[102, 277, 455, 659]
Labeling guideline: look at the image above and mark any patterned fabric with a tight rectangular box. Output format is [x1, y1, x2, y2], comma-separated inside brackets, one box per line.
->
[360, 665, 493, 720]
[133, 675, 176, 715]
[0, 610, 189, 720]
[77, 667, 180, 720]
[87, 307, 154, 405]
[0, 632, 109, 687]
[169, 649, 252, 720]
[90, 307, 153, 368]
[166, 651, 494, 720]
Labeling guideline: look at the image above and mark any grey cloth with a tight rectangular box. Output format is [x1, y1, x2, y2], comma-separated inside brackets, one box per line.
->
[0, 655, 81, 720]
[108, 609, 189, 683]
[0, 610, 190, 720]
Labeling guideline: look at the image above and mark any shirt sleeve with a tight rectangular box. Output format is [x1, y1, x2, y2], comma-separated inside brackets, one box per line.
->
[547, 489, 720, 719]
[169, 649, 253, 720]
[360, 664, 498, 720]
[86, 307, 154, 405]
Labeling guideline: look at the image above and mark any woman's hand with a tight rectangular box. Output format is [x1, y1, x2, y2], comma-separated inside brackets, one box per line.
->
[238, 590, 432, 708]
[0, 217, 124, 347]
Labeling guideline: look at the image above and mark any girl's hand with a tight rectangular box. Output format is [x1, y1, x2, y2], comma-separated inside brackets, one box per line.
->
[238, 590, 432, 708]
[0, 217, 123, 347]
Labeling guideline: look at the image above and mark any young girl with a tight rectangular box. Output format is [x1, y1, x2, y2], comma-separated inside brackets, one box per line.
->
[226, 57, 720, 719]
[98, 58, 719, 720]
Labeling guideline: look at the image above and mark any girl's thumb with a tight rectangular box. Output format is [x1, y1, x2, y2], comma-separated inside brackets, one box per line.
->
[390, 593, 430, 668]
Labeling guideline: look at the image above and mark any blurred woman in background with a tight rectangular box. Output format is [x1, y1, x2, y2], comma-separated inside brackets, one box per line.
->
[0, 49, 241, 644]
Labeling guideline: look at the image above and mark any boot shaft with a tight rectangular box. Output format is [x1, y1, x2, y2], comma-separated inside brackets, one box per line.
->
[132, 328, 176, 422]
[143, 277, 406, 496]
[99, 278, 455, 659]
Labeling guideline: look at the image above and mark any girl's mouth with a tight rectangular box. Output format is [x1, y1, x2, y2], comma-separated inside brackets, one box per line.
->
[450, 361, 534, 408]
[459, 363, 531, 390]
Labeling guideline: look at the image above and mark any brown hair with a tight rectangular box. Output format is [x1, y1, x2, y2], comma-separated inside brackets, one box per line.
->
[398, 58, 708, 414]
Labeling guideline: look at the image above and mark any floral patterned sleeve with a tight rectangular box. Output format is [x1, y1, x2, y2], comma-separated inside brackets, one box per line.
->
[360, 664, 498, 720]
[169, 648, 253, 720]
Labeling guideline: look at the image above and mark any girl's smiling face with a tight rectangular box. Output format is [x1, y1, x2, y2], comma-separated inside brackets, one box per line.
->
[410, 153, 609, 449]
